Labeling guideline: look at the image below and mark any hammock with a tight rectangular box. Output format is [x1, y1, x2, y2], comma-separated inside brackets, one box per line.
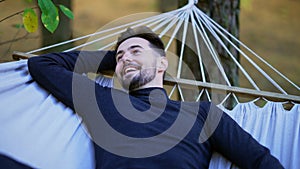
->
[0, 60, 94, 169]
[2, 0, 300, 168]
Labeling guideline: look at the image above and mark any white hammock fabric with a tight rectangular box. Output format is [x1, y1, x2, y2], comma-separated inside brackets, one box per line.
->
[211, 103, 300, 169]
[0, 60, 95, 169]
[1, 0, 299, 168]
[0, 59, 299, 168]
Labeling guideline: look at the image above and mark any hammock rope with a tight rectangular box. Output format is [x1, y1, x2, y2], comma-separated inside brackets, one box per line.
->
[3, 0, 299, 168]
[12, 0, 299, 103]
[196, 8, 299, 92]
[198, 9, 287, 93]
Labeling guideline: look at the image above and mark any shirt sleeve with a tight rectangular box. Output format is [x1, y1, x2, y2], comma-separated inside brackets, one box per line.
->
[27, 50, 116, 109]
[203, 103, 284, 169]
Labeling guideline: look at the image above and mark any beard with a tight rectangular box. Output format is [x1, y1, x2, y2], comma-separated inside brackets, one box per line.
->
[129, 68, 156, 90]
[120, 67, 156, 91]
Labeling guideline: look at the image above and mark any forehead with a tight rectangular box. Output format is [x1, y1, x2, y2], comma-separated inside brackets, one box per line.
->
[117, 37, 151, 51]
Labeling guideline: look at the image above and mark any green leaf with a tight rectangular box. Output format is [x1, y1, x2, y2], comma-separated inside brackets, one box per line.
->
[38, 0, 59, 33]
[23, 8, 38, 33]
[59, 5, 74, 20]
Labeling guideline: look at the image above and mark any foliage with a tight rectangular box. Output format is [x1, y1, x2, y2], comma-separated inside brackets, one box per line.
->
[59, 5, 74, 20]
[23, 0, 73, 33]
[23, 8, 38, 33]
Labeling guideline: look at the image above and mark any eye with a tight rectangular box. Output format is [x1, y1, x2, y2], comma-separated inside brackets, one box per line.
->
[132, 49, 141, 55]
[116, 55, 122, 62]
[116, 53, 123, 62]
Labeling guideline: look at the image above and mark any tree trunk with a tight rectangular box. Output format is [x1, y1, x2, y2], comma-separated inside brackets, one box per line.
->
[198, 0, 240, 87]
[174, 0, 240, 107]
[40, 0, 73, 53]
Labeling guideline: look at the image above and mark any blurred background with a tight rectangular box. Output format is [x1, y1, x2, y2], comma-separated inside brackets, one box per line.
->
[0, 0, 299, 96]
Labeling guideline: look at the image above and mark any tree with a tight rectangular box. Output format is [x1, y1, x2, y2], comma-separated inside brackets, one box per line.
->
[195, 0, 240, 87]
[160, 0, 240, 107]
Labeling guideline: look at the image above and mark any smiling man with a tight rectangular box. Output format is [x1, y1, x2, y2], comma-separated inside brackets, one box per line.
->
[114, 27, 168, 91]
[115, 40, 167, 91]
[27, 26, 283, 169]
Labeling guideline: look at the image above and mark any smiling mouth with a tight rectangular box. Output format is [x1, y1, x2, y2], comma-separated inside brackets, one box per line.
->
[124, 67, 137, 74]
[123, 65, 140, 76]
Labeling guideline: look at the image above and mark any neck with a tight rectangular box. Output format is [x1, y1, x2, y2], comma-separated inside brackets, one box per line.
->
[130, 74, 164, 92]
[130, 80, 163, 91]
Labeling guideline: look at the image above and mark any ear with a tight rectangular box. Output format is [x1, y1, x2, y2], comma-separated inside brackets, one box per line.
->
[157, 57, 168, 72]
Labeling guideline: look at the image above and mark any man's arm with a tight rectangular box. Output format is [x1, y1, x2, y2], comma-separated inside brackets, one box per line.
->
[205, 103, 284, 169]
[28, 50, 116, 109]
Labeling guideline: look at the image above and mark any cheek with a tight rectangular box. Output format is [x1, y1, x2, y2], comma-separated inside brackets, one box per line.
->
[143, 58, 156, 69]
[115, 64, 122, 76]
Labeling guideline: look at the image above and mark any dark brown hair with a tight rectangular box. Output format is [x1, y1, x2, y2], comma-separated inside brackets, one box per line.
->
[115, 26, 166, 56]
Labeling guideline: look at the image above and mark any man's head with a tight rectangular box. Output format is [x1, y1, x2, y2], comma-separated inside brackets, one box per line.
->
[115, 26, 166, 57]
[114, 26, 168, 91]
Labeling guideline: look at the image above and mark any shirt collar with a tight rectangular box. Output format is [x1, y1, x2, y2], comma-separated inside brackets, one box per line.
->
[129, 87, 168, 101]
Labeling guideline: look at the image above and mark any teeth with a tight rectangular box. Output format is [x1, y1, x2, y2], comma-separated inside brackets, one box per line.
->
[124, 67, 136, 74]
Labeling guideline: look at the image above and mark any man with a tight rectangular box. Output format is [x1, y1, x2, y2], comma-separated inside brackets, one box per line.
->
[28, 26, 283, 168]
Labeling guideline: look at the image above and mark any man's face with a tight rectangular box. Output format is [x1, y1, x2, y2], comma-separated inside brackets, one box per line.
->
[115, 37, 160, 91]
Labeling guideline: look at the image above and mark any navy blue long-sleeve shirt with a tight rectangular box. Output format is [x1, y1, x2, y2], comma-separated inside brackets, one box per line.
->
[27, 51, 283, 169]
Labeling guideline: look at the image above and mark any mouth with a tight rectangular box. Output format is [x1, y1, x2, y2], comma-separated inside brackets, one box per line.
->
[124, 67, 137, 74]
[122, 64, 140, 76]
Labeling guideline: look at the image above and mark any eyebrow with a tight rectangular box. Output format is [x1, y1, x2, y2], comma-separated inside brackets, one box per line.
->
[129, 45, 143, 50]
[116, 45, 144, 55]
